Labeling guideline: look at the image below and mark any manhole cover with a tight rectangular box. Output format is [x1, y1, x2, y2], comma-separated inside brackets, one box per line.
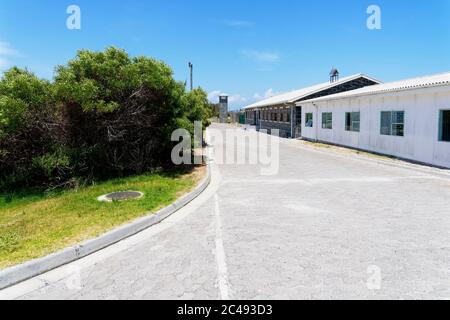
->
[97, 191, 144, 202]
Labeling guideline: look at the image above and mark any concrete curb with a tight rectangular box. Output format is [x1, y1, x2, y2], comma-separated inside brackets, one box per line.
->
[0, 163, 211, 290]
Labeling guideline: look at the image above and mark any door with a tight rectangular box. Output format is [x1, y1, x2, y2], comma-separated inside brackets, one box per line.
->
[254, 110, 261, 128]
[294, 106, 302, 138]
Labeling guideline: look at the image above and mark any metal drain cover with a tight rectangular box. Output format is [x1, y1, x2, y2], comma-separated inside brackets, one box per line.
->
[97, 191, 144, 202]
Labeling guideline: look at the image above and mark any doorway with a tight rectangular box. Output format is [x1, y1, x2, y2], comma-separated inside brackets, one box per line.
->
[294, 106, 302, 138]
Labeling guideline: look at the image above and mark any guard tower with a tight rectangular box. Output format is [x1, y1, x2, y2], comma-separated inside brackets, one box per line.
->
[219, 95, 228, 123]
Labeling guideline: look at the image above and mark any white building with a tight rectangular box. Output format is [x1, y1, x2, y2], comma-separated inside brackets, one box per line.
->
[244, 73, 381, 138]
[299, 72, 450, 168]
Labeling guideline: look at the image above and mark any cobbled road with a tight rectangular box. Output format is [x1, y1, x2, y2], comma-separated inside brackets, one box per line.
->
[2, 124, 450, 300]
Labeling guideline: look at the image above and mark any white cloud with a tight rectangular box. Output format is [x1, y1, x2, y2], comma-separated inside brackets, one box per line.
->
[207, 90, 222, 102]
[208, 90, 248, 107]
[222, 20, 254, 28]
[240, 50, 280, 63]
[263, 88, 276, 98]
[0, 42, 20, 70]
[0, 42, 19, 56]
[209, 87, 280, 110]
[253, 88, 278, 101]
[228, 94, 247, 104]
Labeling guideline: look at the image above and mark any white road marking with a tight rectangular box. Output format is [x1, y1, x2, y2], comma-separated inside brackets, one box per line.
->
[213, 193, 230, 300]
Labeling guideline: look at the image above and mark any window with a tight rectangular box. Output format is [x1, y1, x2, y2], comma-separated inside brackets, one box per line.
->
[287, 110, 291, 123]
[439, 110, 450, 142]
[345, 112, 360, 132]
[380, 111, 404, 137]
[322, 112, 332, 129]
[305, 113, 313, 127]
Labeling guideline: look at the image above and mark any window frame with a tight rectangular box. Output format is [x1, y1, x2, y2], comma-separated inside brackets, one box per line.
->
[345, 112, 360, 132]
[439, 109, 450, 142]
[283, 109, 289, 123]
[380, 111, 405, 137]
[305, 113, 314, 128]
[321, 112, 333, 130]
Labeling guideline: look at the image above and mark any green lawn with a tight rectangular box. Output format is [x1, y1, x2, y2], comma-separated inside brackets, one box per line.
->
[0, 167, 203, 269]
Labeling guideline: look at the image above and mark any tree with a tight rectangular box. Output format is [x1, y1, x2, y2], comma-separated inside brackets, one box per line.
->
[0, 47, 212, 191]
[0, 67, 51, 138]
[0, 67, 55, 190]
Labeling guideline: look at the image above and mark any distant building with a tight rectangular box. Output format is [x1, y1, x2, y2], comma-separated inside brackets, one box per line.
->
[244, 69, 450, 168]
[219, 95, 228, 123]
[299, 71, 450, 168]
[244, 72, 380, 138]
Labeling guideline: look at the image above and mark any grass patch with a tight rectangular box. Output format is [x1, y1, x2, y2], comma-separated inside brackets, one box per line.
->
[0, 166, 204, 269]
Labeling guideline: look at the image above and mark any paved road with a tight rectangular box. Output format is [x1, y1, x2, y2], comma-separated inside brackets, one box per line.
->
[2, 124, 450, 300]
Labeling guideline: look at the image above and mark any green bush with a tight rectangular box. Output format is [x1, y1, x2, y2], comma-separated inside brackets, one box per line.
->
[0, 47, 211, 192]
[0, 68, 55, 190]
[32, 148, 71, 181]
[0, 67, 52, 138]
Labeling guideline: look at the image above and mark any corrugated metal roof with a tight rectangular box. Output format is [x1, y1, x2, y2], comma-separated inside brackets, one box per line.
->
[301, 71, 450, 104]
[244, 74, 381, 109]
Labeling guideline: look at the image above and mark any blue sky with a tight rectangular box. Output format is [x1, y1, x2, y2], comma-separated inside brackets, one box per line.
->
[0, 0, 449, 109]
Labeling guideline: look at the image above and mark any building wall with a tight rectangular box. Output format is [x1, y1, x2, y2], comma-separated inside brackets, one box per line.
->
[245, 110, 257, 125]
[260, 120, 291, 138]
[300, 86, 450, 168]
[253, 105, 292, 137]
[244, 77, 380, 138]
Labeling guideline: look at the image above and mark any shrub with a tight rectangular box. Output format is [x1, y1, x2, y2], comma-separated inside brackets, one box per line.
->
[181, 88, 212, 131]
[0, 67, 52, 137]
[0, 68, 55, 190]
[0, 47, 211, 192]
[53, 47, 188, 178]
